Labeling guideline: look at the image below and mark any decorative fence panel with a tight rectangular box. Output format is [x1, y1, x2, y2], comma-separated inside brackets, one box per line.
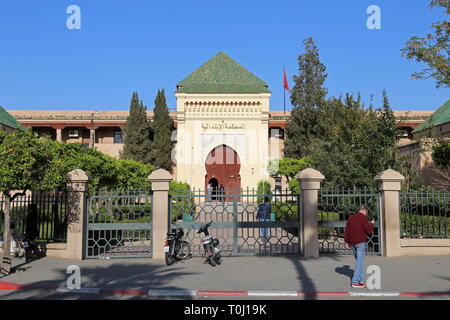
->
[400, 190, 450, 239]
[318, 189, 381, 255]
[86, 190, 152, 258]
[0, 191, 68, 242]
[169, 189, 300, 256]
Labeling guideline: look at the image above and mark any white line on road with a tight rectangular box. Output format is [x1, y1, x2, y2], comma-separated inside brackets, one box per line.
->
[56, 287, 101, 294]
[349, 292, 401, 297]
[248, 291, 298, 297]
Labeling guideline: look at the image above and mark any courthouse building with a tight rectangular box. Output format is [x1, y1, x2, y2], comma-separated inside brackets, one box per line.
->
[7, 52, 432, 191]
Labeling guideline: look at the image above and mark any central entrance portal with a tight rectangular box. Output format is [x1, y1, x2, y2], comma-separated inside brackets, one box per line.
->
[205, 145, 241, 200]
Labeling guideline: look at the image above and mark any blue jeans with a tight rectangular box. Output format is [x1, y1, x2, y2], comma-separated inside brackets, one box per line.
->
[260, 218, 269, 238]
[351, 242, 366, 284]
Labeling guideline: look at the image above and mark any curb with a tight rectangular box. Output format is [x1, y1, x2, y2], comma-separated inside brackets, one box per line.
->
[0, 281, 449, 298]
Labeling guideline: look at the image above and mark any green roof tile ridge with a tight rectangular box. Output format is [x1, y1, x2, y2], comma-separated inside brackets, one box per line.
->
[176, 52, 271, 94]
[412, 99, 450, 133]
[0, 106, 25, 130]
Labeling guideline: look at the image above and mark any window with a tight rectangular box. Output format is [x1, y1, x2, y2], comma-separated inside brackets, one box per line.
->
[68, 129, 79, 138]
[114, 130, 123, 144]
[275, 177, 282, 192]
[270, 128, 284, 139]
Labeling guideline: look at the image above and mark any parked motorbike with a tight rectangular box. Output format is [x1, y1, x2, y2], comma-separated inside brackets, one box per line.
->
[197, 221, 221, 266]
[164, 223, 191, 266]
[9, 222, 32, 262]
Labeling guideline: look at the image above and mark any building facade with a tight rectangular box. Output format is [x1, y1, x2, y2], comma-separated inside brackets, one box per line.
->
[7, 52, 434, 190]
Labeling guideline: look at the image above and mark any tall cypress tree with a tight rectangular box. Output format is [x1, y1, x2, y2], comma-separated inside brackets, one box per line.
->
[285, 37, 328, 158]
[121, 92, 153, 164]
[151, 89, 174, 172]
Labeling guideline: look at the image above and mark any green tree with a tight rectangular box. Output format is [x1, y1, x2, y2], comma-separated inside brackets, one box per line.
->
[267, 157, 313, 181]
[402, 0, 449, 88]
[257, 180, 272, 204]
[285, 37, 328, 158]
[308, 92, 401, 189]
[121, 92, 153, 164]
[432, 141, 450, 169]
[0, 130, 57, 274]
[151, 89, 174, 172]
[114, 160, 155, 190]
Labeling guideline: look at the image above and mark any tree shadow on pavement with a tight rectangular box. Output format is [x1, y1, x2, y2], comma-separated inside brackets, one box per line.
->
[0, 261, 199, 300]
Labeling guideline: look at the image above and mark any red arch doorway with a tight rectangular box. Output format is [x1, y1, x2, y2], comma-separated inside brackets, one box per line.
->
[205, 145, 241, 200]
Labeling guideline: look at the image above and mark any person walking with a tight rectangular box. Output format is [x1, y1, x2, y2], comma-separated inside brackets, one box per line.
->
[344, 204, 375, 288]
[219, 184, 225, 203]
[207, 183, 213, 202]
[257, 196, 271, 240]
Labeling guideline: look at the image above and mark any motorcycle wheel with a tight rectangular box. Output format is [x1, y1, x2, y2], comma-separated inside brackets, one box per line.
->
[165, 252, 176, 266]
[177, 241, 191, 260]
[25, 248, 31, 262]
[208, 255, 216, 267]
[215, 253, 222, 265]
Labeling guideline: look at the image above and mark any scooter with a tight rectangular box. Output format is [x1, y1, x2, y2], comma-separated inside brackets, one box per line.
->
[197, 221, 221, 266]
[9, 222, 32, 262]
[164, 223, 191, 266]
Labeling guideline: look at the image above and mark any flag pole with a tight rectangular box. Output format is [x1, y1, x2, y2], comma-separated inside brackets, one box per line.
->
[283, 65, 286, 114]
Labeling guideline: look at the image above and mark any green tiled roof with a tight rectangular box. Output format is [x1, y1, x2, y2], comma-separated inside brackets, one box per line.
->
[0, 106, 24, 130]
[413, 99, 450, 133]
[176, 52, 271, 94]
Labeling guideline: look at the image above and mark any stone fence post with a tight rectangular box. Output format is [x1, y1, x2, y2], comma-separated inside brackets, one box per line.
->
[295, 168, 324, 258]
[374, 169, 405, 257]
[149, 169, 173, 259]
[66, 169, 90, 260]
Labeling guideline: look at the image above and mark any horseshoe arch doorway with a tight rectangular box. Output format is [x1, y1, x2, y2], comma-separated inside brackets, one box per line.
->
[205, 145, 241, 200]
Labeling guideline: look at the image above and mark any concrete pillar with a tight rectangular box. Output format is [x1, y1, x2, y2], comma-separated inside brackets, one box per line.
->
[374, 169, 405, 257]
[89, 128, 96, 148]
[295, 168, 324, 258]
[149, 169, 173, 259]
[56, 128, 63, 142]
[66, 169, 90, 260]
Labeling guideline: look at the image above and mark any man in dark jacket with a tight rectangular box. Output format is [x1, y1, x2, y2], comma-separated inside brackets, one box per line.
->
[344, 205, 375, 288]
[257, 196, 271, 239]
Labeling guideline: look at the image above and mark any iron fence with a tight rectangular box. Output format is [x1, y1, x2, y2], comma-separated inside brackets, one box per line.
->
[400, 190, 450, 239]
[86, 189, 152, 258]
[318, 188, 381, 255]
[0, 191, 68, 242]
[169, 188, 300, 256]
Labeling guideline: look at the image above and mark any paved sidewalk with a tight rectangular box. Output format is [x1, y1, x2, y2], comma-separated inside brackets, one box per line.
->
[0, 254, 449, 299]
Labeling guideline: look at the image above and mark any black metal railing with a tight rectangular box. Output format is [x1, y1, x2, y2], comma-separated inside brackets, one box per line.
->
[400, 190, 450, 239]
[318, 188, 380, 255]
[0, 191, 68, 242]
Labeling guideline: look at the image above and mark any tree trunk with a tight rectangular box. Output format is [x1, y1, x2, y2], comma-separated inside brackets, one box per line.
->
[2, 192, 12, 275]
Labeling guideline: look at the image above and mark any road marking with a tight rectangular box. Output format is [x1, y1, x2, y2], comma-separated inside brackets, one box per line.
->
[56, 287, 101, 294]
[197, 290, 248, 296]
[349, 292, 400, 297]
[148, 289, 197, 296]
[248, 291, 298, 297]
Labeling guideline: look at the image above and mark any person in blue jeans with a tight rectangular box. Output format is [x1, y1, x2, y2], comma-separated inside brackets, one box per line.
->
[257, 196, 271, 239]
[344, 205, 375, 288]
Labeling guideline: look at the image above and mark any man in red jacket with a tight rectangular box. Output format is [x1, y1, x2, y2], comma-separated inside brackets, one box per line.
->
[344, 205, 375, 288]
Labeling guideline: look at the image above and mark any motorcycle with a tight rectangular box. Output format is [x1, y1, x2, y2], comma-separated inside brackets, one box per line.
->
[164, 223, 191, 266]
[197, 221, 221, 267]
[9, 222, 32, 262]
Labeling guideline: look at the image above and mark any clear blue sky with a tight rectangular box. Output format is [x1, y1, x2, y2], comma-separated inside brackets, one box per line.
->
[0, 0, 448, 111]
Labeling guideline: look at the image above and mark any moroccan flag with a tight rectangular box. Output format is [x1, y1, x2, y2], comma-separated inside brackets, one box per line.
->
[283, 70, 289, 91]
